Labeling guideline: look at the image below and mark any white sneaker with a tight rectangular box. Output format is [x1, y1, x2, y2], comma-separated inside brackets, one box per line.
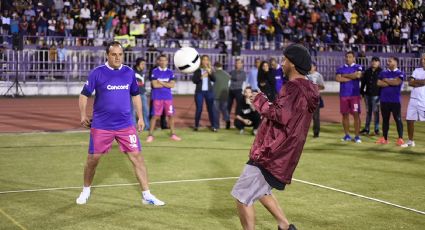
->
[142, 194, 165, 206]
[401, 140, 415, 148]
[76, 191, 90, 205]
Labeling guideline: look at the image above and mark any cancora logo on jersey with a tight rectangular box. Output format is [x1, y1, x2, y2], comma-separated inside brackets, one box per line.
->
[107, 84, 129, 90]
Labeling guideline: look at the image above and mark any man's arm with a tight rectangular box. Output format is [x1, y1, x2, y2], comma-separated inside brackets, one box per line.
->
[336, 74, 351, 82]
[151, 80, 164, 88]
[377, 79, 389, 87]
[409, 78, 425, 87]
[160, 80, 176, 88]
[383, 77, 402, 86]
[341, 71, 362, 80]
[79, 94, 91, 128]
[132, 95, 145, 132]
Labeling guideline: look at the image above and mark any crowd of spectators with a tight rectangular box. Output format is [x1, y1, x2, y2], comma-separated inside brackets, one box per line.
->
[0, 0, 424, 52]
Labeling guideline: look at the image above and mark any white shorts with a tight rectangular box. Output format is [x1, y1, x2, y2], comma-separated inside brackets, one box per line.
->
[406, 98, 425, 121]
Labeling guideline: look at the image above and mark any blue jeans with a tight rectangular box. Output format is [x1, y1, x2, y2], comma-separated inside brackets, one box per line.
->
[132, 94, 150, 130]
[214, 99, 229, 128]
[364, 95, 380, 133]
[195, 91, 217, 129]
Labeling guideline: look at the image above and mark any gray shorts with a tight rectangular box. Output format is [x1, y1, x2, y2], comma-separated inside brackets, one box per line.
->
[231, 164, 272, 206]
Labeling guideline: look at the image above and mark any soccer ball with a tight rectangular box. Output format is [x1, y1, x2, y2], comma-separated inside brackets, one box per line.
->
[173, 47, 200, 74]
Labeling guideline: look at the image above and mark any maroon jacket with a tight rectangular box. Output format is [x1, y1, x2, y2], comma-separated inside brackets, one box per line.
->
[250, 78, 319, 184]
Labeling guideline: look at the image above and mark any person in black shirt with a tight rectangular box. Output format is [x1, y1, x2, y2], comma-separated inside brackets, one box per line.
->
[360, 56, 382, 136]
[234, 86, 261, 135]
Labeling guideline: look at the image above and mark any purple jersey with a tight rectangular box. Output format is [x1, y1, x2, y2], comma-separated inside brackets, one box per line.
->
[379, 68, 405, 103]
[151, 67, 175, 100]
[272, 66, 285, 93]
[336, 63, 363, 97]
[81, 63, 140, 130]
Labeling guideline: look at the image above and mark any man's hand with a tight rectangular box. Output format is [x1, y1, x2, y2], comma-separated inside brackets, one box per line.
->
[244, 119, 252, 126]
[137, 118, 145, 132]
[249, 92, 258, 104]
[80, 115, 91, 129]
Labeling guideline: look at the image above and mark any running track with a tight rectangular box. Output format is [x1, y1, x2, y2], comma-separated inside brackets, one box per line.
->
[0, 95, 410, 133]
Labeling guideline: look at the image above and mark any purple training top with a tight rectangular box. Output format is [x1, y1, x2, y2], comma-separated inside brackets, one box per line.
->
[272, 65, 285, 93]
[379, 68, 405, 103]
[150, 67, 175, 100]
[81, 63, 140, 130]
[336, 63, 363, 97]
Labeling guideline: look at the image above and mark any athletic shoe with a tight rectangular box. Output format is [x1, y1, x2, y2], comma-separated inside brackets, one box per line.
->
[341, 134, 352, 142]
[76, 191, 90, 205]
[142, 194, 165, 206]
[396, 138, 405, 146]
[278, 224, 297, 230]
[374, 130, 380, 136]
[170, 134, 182, 141]
[354, 136, 362, 143]
[239, 129, 244, 135]
[212, 128, 218, 132]
[375, 137, 389, 144]
[360, 129, 369, 135]
[252, 129, 258, 136]
[146, 135, 154, 143]
[401, 140, 415, 148]
[193, 127, 199, 131]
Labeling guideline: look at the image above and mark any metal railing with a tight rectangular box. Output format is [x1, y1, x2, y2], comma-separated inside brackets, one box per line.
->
[0, 48, 421, 84]
[1, 34, 423, 54]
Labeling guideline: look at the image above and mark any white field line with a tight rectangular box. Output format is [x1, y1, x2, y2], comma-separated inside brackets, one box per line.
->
[0, 176, 423, 215]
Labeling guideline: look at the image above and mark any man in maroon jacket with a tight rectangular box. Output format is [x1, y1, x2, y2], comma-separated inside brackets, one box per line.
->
[231, 44, 319, 230]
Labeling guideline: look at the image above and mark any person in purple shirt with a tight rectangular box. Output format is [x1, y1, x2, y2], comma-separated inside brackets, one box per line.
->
[270, 58, 285, 94]
[376, 57, 405, 146]
[76, 41, 164, 206]
[146, 54, 181, 142]
[336, 51, 363, 143]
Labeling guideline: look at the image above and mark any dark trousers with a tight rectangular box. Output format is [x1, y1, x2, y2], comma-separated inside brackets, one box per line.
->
[195, 91, 217, 129]
[381, 102, 403, 140]
[228, 89, 243, 117]
[364, 95, 380, 133]
[312, 105, 320, 136]
[234, 113, 261, 130]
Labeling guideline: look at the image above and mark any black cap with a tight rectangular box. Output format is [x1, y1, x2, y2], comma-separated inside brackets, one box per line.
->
[371, 56, 380, 62]
[283, 44, 312, 75]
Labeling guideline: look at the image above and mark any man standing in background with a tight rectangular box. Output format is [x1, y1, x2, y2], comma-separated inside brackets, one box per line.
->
[336, 51, 363, 143]
[228, 59, 247, 129]
[213, 62, 231, 129]
[402, 53, 425, 148]
[134, 57, 150, 131]
[246, 58, 260, 91]
[307, 62, 325, 138]
[376, 57, 405, 146]
[270, 58, 284, 94]
[360, 56, 382, 136]
[146, 54, 181, 142]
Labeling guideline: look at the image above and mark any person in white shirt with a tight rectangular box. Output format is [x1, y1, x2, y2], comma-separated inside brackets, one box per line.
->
[402, 53, 425, 147]
[80, 4, 91, 20]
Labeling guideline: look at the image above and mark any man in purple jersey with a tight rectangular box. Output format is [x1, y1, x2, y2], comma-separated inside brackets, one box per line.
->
[336, 51, 363, 143]
[146, 54, 181, 142]
[270, 58, 285, 94]
[376, 57, 405, 146]
[76, 41, 164, 206]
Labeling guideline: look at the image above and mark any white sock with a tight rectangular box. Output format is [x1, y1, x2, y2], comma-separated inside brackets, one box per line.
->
[142, 190, 152, 199]
[83, 186, 91, 194]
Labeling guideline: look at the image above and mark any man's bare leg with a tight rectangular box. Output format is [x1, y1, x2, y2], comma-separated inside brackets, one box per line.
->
[127, 151, 149, 191]
[84, 154, 102, 187]
[342, 114, 350, 135]
[407, 120, 415, 141]
[236, 200, 256, 230]
[259, 194, 290, 230]
[353, 112, 360, 137]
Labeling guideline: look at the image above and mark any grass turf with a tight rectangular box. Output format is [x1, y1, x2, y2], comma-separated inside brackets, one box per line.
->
[0, 123, 424, 230]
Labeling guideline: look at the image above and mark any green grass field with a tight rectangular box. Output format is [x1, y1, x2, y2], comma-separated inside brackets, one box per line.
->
[1, 123, 425, 230]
